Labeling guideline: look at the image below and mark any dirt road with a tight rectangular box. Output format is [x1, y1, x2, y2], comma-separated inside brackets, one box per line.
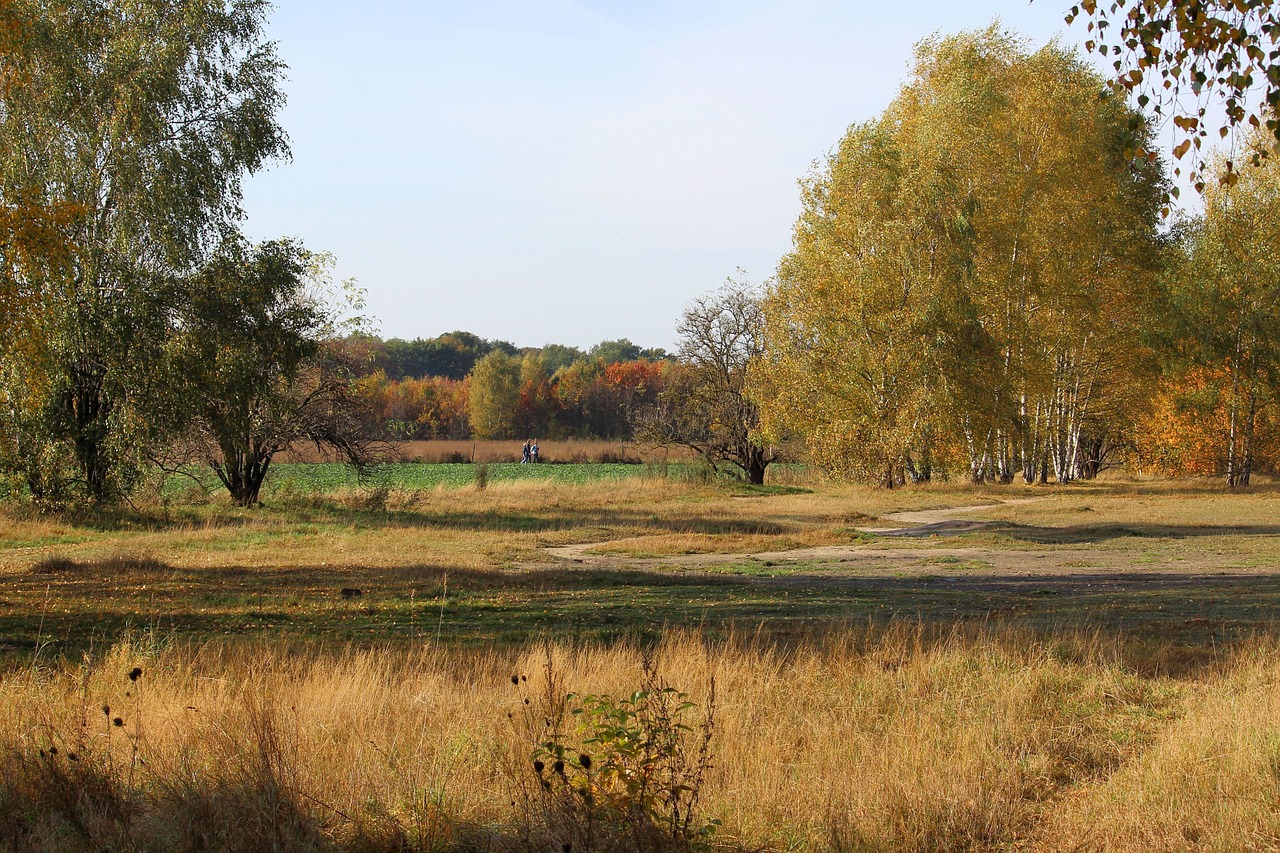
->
[541, 497, 1276, 595]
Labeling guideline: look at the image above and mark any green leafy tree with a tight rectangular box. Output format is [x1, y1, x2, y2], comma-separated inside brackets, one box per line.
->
[588, 339, 644, 365]
[468, 350, 521, 439]
[0, 0, 287, 503]
[540, 343, 585, 375]
[170, 239, 371, 507]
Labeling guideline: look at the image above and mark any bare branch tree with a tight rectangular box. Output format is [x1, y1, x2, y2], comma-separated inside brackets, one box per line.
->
[636, 277, 781, 484]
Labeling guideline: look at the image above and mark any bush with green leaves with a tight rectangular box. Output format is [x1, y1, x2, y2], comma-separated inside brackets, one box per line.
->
[518, 658, 718, 852]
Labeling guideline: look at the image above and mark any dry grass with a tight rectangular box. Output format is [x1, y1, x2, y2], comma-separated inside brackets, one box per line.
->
[6, 626, 1277, 851]
[1035, 641, 1280, 850]
[5, 476, 1280, 849]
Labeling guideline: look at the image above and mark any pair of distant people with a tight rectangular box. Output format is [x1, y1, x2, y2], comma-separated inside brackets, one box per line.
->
[521, 439, 540, 463]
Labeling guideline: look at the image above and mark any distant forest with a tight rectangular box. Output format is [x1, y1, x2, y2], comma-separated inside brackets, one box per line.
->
[347, 332, 668, 382]
[342, 332, 673, 442]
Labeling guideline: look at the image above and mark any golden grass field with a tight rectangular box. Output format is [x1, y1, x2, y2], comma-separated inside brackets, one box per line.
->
[3, 473, 1280, 850]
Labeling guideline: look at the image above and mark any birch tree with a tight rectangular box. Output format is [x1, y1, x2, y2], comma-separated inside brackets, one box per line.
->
[468, 351, 521, 440]
[0, 0, 287, 503]
[756, 27, 1167, 485]
[1168, 132, 1280, 486]
[1064, 0, 1280, 196]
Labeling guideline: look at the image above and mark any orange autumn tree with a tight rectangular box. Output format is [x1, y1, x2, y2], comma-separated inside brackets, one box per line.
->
[1138, 366, 1280, 477]
[1142, 130, 1280, 485]
[516, 353, 554, 438]
[602, 359, 666, 431]
[351, 372, 470, 440]
[412, 376, 470, 440]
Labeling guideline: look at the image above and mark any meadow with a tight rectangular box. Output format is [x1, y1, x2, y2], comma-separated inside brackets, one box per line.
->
[2, 470, 1280, 850]
[277, 438, 695, 465]
[163, 460, 672, 499]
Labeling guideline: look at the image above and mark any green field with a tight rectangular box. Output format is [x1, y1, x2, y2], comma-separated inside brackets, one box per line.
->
[162, 460, 678, 498]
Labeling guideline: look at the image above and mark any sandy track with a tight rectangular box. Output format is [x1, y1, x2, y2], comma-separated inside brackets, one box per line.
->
[544, 498, 1045, 566]
[538, 496, 1275, 585]
[852, 497, 1045, 535]
[538, 497, 1138, 581]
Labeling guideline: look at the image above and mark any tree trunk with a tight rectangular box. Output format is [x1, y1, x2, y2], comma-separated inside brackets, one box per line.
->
[214, 445, 274, 507]
[67, 358, 113, 503]
[1238, 392, 1257, 488]
[743, 446, 767, 486]
[1226, 392, 1240, 487]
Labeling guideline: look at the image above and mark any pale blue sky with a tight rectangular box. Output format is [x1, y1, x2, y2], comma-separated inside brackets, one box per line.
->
[240, 1, 1093, 350]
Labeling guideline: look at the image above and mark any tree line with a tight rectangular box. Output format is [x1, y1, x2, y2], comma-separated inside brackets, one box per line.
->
[3, 2, 1278, 506]
[744, 27, 1280, 488]
[345, 335, 671, 442]
[346, 332, 668, 383]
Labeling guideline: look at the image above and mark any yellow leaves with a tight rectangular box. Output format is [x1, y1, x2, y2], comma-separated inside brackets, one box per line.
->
[758, 27, 1167, 483]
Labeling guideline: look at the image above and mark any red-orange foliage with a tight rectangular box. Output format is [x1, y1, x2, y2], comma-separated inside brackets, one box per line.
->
[351, 357, 669, 441]
[602, 360, 665, 392]
[353, 372, 470, 440]
[1137, 367, 1279, 477]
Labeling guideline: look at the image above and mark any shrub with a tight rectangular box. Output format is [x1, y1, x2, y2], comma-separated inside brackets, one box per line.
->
[517, 657, 718, 852]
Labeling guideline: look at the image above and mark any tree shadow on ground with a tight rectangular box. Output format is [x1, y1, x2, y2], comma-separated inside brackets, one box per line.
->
[980, 521, 1280, 544]
[276, 504, 797, 537]
[875, 519, 1280, 542]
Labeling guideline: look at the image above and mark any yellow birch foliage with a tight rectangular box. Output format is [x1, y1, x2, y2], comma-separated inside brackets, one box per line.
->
[756, 27, 1166, 484]
[1138, 135, 1280, 481]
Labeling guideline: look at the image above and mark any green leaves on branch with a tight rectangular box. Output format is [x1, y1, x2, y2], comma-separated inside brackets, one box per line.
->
[0, 0, 289, 505]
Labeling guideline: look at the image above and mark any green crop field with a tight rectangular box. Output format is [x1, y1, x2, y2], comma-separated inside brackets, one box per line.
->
[162, 461, 679, 498]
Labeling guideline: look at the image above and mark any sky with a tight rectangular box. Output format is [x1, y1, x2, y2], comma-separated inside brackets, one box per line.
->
[239, 1, 1101, 351]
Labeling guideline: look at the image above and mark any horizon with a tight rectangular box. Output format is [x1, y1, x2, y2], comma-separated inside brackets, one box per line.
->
[240, 1, 1103, 351]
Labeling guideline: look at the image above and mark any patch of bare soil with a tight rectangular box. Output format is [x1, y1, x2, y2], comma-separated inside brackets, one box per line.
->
[540, 498, 1280, 596]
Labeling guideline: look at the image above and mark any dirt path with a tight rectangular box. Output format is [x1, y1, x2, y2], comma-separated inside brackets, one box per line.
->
[851, 497, 1046, 536]
[538, 496, 1274, 588]
[545, 498, 1044, 565]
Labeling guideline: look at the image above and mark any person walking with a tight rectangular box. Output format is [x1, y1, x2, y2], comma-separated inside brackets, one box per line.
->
[530, 439, 540, 463]
[521, 439, 531, 463]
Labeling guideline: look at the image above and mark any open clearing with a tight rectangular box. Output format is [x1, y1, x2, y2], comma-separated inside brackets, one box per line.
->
[5, 473, 1280, 850]
[3, 473, 1279, 660]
